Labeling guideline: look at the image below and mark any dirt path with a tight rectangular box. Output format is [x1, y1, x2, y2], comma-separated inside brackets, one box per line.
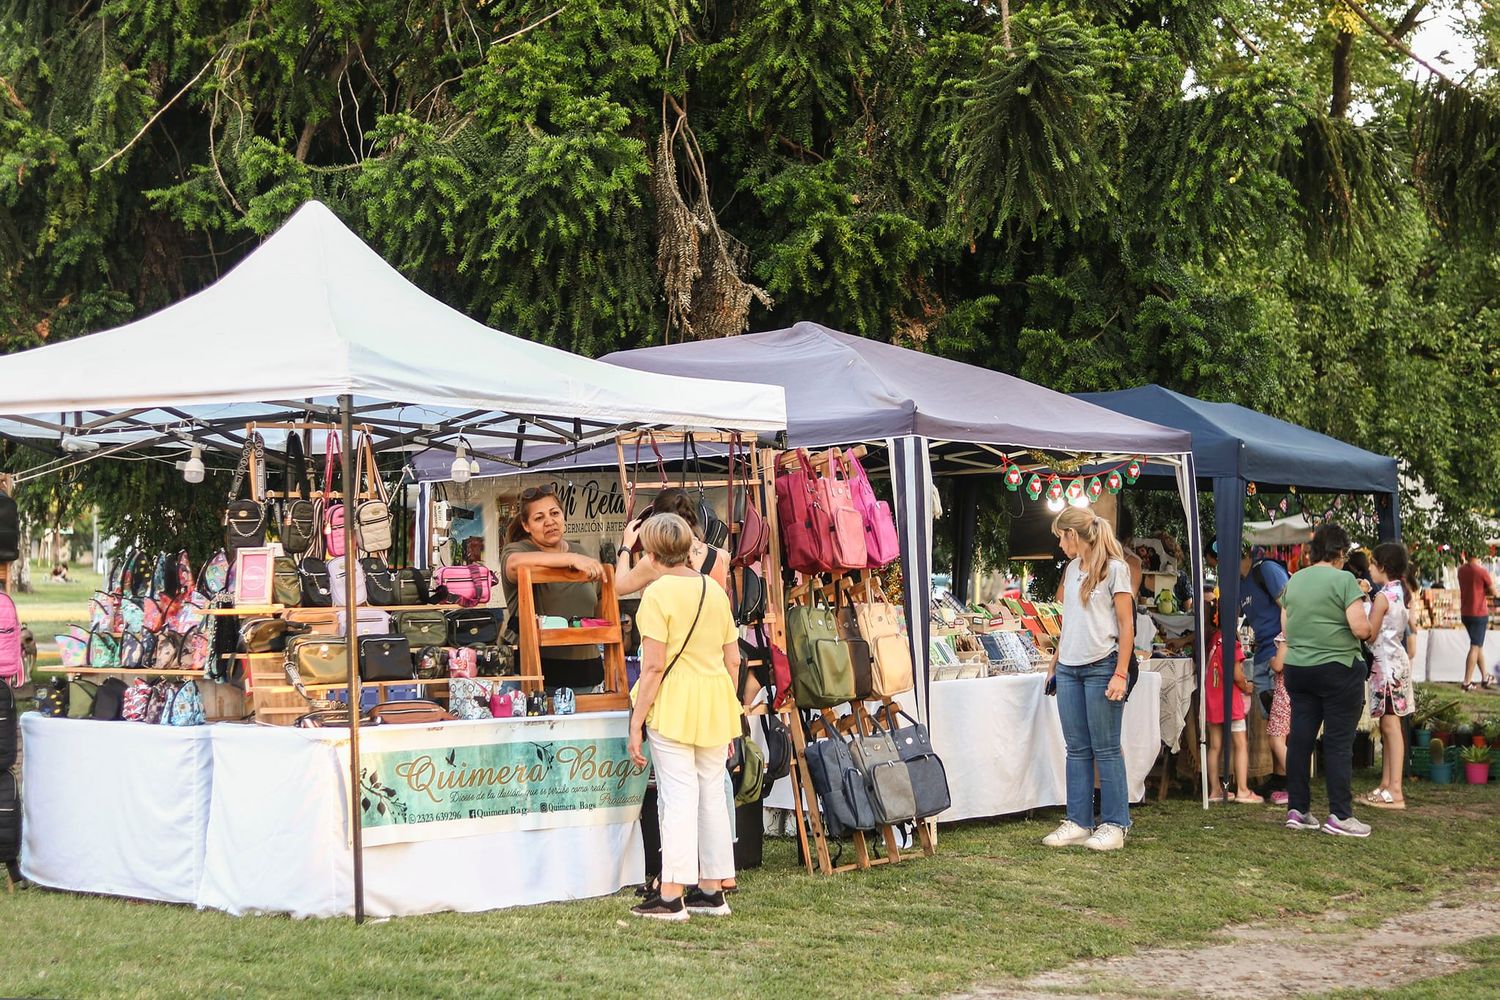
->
[959, 877, 1500, 999]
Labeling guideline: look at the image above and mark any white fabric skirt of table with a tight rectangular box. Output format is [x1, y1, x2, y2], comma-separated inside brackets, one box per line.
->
[766, 672, 1162, 823]
[1141, 657, 1195, 754]
[1411, 628, 1500, 683]
[22, 713, 644, 918]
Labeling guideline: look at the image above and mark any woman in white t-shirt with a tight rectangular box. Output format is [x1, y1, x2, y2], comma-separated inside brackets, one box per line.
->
[1042, 506, 1137, 852]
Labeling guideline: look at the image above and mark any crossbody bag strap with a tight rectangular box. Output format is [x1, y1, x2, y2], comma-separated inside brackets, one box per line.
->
[227, 438, 252, 504]
[661, 575, 708, 683]
[252, 433, 266, 502]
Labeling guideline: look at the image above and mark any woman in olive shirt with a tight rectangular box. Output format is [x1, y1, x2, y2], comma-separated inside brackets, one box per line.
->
[1273, 523, 1373, 838]
[501, 484, 606, 690]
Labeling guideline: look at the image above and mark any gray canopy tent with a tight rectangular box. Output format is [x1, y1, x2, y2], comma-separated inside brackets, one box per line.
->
[604, 322, 1201, 728]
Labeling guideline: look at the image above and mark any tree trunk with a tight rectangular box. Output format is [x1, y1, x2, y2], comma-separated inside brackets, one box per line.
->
[1000, 0, 1012, 51]
[16, 515, 31, 594]
[1330, 30, 1355, 119]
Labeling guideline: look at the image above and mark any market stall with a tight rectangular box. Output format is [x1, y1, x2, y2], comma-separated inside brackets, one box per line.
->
[4, 201, 785, 918]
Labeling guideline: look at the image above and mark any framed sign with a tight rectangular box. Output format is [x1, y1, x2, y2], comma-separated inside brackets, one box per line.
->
[234, 546, 277, 605]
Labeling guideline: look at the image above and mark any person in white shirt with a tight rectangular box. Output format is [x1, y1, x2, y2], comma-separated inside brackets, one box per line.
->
[1042, 506, 1136, 852]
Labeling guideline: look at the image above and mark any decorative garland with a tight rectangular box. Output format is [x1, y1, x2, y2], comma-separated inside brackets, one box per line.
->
[996, 454, 1145, 509]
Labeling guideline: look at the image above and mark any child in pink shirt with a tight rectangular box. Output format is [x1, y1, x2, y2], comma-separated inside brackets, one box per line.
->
[1205, 632, 1263, 803]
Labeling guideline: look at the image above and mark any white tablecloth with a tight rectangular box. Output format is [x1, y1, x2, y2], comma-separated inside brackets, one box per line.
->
[21, 714, 215, 904]
[767, 672, 1162, 823]
[23, 714, 644, 918]
[1142, 657, 1196, 753]
[1413, 628, 1500, 683]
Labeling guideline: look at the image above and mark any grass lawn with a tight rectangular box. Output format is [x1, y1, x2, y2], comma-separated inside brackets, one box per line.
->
[3, 769, 1497, 998]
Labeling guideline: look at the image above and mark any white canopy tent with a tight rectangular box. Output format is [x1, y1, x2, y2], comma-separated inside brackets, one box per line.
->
[0, 200, 786, 920]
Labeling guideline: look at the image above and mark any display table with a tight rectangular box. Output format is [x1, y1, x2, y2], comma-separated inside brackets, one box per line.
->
[23, 713, 646, 918]
[766, 672, 1162, 823]
[1141, 657, 1196, 753]
[1413, 628, 1500, 683]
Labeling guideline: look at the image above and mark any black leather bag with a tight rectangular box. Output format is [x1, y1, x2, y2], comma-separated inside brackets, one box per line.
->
[91, 677, 128, 721]
[731, 566, 766, 625]
[298, 557, 333, 607]
[880, 705, 951, 819]
[447, 608, 499, 647]
[282, 499, 319, 555]
[801, 716, 876, 837]
[760, 711, 793, 783]
[362, 557, 398, 606]
[224, 434, 266, 552]
[358, 634, 414, 682]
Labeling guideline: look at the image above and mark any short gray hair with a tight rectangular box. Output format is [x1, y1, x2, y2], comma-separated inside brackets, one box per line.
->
[641, 513, 694, 567]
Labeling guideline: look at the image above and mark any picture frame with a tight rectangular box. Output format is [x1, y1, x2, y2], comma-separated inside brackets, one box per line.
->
[234, 546, 277, 606]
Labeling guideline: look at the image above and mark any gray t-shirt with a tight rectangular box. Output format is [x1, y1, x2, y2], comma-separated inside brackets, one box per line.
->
[1057, 558, 1133, 666]
[500, 539, 600, 662]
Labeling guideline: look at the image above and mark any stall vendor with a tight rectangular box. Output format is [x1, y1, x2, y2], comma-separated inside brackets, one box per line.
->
[501, 483, 606, 691]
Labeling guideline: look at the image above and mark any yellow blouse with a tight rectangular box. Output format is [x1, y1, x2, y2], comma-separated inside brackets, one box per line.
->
[633, 573, 740, 747]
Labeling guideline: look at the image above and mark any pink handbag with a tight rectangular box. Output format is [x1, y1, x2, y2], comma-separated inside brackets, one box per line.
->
[432, 564, 496, 607]
[448, 646, 477, 678]
[322, 432, 346, 559]
[817, 449, 868, 571]
[775, 450, 835, 574]
[843, 449, 900, 567]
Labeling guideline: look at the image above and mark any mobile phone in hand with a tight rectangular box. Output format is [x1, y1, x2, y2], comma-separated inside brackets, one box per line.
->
[1045, 674, 1057, 697]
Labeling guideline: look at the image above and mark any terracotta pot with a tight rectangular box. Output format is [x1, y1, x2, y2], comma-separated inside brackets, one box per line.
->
[1465, 762, 1490, 785]
[1476, 735, 1488, 749]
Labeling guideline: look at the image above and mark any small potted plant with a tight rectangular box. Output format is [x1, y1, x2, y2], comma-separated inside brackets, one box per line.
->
[1455, 722, 1475, 749]
[1428, 738, 1453, 784]
[1460, 744, 1491, 784]
[1413, 725, 1433, 749]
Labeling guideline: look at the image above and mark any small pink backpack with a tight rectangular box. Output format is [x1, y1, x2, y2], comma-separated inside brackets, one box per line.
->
[0, 592, 24, 685]
[843, 449, 900, 568]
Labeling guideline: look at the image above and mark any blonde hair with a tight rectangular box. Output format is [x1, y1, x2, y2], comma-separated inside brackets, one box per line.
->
[640, 513, 695, 567]
[1052, 506, 1126, 598]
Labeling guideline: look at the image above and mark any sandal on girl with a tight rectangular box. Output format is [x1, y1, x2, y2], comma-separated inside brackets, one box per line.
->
[1234, 791, 1264, 804]
[1365, 788, 1388, 804]
[1367, 790, 1405, 809]
[1462, 682, 1477, 692]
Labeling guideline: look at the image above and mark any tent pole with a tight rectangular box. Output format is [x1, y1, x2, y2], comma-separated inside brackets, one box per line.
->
[341, 393, 366, 924]
[1213, 476, 1244, 804]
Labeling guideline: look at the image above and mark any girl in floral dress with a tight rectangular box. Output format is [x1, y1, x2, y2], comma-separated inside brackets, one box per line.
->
[1365, 542, 1412, 809]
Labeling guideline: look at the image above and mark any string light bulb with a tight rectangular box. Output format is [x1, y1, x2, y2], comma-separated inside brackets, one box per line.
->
[178, 446, 205, 484]
[450, 440, 472, 484]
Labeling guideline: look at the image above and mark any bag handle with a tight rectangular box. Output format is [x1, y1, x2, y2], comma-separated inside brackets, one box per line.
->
[322, 431, 341, 506]
[228, 435, 264, 503]
[360, 430, 389, 506]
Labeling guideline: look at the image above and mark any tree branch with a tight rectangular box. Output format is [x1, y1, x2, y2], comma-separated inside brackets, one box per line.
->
[1343, 0, 1460, 89]
[92, 48, 222, 173]
[1392, 1, 1430, 40]
[1225, 20, 1262, 57]
[1330, 30, 1355, 118]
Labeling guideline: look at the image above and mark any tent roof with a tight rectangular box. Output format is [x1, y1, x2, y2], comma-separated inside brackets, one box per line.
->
[603, 322, 1189, 456]
[1076, 385, 1398, 493]
[0, 202, 785, 435]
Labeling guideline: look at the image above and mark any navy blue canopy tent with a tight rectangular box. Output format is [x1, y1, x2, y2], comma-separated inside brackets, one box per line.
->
[1078, 385, 1401, 798]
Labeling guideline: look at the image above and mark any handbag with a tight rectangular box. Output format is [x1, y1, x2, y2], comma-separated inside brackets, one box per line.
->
[817, 448, 869, 570]
[849, 713, 917, 824]
[288, 634, 348, 684]
[776, 449, 835, 574]
[281, 431, 319, 555]
[284, 607, 340, 635]
[354, 432, 394, 554]
[760, 711, 793, 783]
[836, 597, 875, 701]
[414, 645, 448, 680]
[431, 564, 495, 607]
[855, 593, 915, 697]
[726, 717, 766, 806]
[784, 603, 855, 708]
[322, 432, 347, 559]
[329, 554, 367, 607]
[337, 607, 391, 637]
[238, 617, 310, 653]
[369, 699, 454, 725]
[298, 557, 333, 607]
[120, 631, 157, 669]
[65, 679, 98, 719]
[801, 716, 876, 837]
[842, 448, 900, 568]
[687, 435, 730, 548]
[729, 436, 769, 568]
[730, 565, 766, 625]
[295, 707, 379, 729]
[880, 705, 952, 818]
[358, 634, 414, 682]
[362, 556, 398, 606]
[447, 647, 478, 679]
[396, 568, 432, 605]
[447, 608, 500, 647]
[223, 434, 267, 552]
[393, 610, 449, 649]
[272, 556, 303, 607]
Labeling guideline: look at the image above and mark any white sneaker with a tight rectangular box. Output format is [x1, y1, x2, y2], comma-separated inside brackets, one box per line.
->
[1042, 819, 1092, 847]
[1085, 823, 1127, 851]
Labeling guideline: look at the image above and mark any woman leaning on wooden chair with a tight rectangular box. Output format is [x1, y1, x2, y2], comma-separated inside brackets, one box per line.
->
[625, 513, 742, 921]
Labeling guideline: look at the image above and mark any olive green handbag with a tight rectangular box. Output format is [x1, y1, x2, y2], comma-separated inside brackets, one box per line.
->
[392, 610, 447, 649]
[785, 603, 855, 708]
[288, 634, 348, 684]
[273, 557, 303, 608]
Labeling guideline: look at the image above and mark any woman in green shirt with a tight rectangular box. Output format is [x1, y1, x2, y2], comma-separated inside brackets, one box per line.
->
[1273, 523, 1373, 838]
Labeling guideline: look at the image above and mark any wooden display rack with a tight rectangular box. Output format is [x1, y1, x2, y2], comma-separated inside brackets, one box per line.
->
[514, 564, 629, 712]
[767, 446, 937, 876]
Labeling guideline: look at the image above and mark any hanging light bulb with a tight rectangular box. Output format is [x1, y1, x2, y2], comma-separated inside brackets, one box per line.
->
[1067, 491, 1090, 508]
[1045, 494, 1066, 512]
[450, 440, 472, 484]
[177, 445, 205, 484]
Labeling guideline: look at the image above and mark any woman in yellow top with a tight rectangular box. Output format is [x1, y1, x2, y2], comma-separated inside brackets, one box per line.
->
[626, 513, 741, 921]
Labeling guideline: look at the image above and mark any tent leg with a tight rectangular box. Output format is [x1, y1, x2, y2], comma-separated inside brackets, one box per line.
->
[341, 393, 366, 924]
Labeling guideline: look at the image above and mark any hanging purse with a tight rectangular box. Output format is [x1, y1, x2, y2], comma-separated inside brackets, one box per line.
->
[818, 448, 869, 571]
[726, 716, 767, 806]
[855, 593, 915, 697]
[273, 556, 303, 607]
[784, 603, 855, 708]
[776, 449, 836, 573]
[431, 564, 495, 607]
[687, 434, 730, 548]
[298, 556, 333, 607]
[730, 435, 769, 568]
[801, 716, 876, 837]
[363, 556, 398, 606]
[288, 634, 348, 684]
[358, 634, 414, 682]
[328, 554, 366, 607]
[730, 565, 766, 625]
[281, 431, 319, 555]
[835, 590, 875, 701]
[880, 704, 952, 819]
[354, 432, 394, 554]
[322, 432, 348, 559]
[843, 449, 900, 568]
[848, 712, 916, 825]
[223, 434, 267, 552]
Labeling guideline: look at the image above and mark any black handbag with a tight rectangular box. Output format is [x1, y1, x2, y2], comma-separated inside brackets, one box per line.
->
[91, 677, 128, 721]
[358, 634, 414, 682]
[298, 557, 333, 607]
[280, 431, 318, 554]
[880, 705, 952, 819]
[760, 712, 793, 783]
[447, 608, 499, 647]
[224, 434, 266, 552]
[362, 556, 398, 606]
[731, 565, 766, 625]
[801, 716, 876, 837]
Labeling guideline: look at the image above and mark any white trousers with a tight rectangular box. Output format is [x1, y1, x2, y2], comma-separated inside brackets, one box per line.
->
[648, 728, 735, 886]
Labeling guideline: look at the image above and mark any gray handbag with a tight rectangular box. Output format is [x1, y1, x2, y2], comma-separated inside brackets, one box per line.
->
[880, 704, 951, 819]
[850, 713, 916, 825]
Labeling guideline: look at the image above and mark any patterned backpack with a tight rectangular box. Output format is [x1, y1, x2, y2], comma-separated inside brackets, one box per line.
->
[122, 679, 152, 722]
[143, 680, 178, 724]
[165, 680, 205, 726]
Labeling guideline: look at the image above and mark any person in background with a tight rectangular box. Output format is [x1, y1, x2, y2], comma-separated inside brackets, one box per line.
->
[1042, 506, 1136, 852]
[1345, 549, 1374, 596]
[1364, 542, 1413, 809]
[501, 484, 605, 692]
[1240, 544, 1291, 801]
[626, 514, 741, 920]
[615, 488, 731, 595]
[1274, 522, 1373, 838]
[1204, 630, 1261, 803]
[1456, 553, 1495, 691]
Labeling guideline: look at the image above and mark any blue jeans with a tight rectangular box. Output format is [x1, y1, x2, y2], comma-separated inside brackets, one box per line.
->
[1056, 654, 1130, 829]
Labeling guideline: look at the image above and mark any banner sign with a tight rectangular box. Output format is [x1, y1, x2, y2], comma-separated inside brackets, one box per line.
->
[352, 712, 649, 846]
